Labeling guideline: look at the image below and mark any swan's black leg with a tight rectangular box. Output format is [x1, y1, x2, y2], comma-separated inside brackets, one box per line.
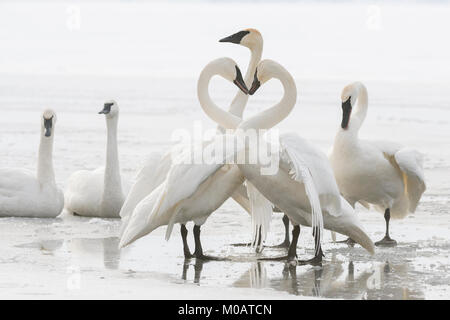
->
[193, 225, 225, 261]
[258, 225, 300, 262]
[181, 258, 190, 280]
[298, 226, 323, 266]
[375, 208, 397, 247]
[193, 259, 204, 283]
[267, 214, 291, 249]
[181, 224, 193, 259]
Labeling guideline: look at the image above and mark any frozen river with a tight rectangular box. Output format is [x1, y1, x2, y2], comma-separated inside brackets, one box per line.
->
[0, 1, 449, 299]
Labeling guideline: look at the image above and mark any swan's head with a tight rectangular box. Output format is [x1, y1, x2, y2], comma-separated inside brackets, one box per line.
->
[99, 100, 119, 118]
[219, 28, 263, 50]
[208, 57, 248, 94]
[41, 109, 57, 138]
[248, 59, 284, 95]
[340, 83, 360, 129]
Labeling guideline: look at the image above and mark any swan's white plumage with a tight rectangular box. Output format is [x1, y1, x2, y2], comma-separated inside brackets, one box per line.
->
[280, 132, 342, 216]
[246, 181, 273, 246]
[64, 101, 128, 218]
[330, 82, 426, 221]
[0, 168, 63, 217]
[0, 110, 63, 218]
[119, 151, 172, 231]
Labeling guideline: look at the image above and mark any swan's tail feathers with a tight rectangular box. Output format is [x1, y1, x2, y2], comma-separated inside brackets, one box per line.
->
[281, 139, 324, 255]
[246, 182, 273, 249]
[165, 205, 181, 241]
[118, 183, 167, 249]
[394, 148, 426, 213]
[284, 153, 323, 255]
[345, 225, 375, 255]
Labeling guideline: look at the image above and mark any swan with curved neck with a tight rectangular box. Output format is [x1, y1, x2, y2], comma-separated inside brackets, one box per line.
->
[119, 29, 265, 256]
[119, 58, 251, 255]
[0, 109, 64, 217]
[64, 100, 128, 218]
[232, 62, 375, 264]
[329, 82, 426, 247]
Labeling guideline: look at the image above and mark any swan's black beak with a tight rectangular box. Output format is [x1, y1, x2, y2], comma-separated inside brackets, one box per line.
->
[44, 117, 53, 137]
[99, 102, 113, 114]
[248, 69, 261, 95]
[219, 30, 250, 44]
[341, 97, 352, 129]
[233, 66, 248, 94]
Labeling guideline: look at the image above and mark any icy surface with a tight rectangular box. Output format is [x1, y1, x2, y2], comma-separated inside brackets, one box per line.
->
[0, 1, 449, 299]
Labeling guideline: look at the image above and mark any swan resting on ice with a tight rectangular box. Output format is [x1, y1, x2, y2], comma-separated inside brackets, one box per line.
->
[64, 100, 128, 218]
[0, 109, 64, 218]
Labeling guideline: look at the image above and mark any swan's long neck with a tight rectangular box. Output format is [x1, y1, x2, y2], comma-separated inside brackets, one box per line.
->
[37, 129, 56, 186]
[228, 44, 263, 118]
[238, 68, 297, 131]
[337, 83, 368, 143]
[350, 83, 368, 133]
[102, 116, 123, 204]
[198, 66, 242, 130]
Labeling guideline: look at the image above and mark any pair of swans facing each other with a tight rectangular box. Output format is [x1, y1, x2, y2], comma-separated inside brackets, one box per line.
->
[120, 57, 375, 264]
[0, 110, 64, 218]
[64, 101, 129, 218]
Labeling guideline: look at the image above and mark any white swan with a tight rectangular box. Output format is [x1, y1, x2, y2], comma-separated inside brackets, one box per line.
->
[232, 60, 375, 264]
[119, 58, 251, 259]
[119, 29, 263, 256]
[329, 82, 426, 246]
[64, 100, 127, 218]
[120, 59, 375, 264]
[0, 109, 64, 218]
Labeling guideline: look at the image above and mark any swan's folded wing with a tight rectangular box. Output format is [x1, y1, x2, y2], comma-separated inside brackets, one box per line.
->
[280, 132, 342, 216]
[119, 183, 169, 248]
[147, 135, 242, 241]
[372, 140, 426, 213]
[119, 151, 171, 225]
[394, 148, 426, 212]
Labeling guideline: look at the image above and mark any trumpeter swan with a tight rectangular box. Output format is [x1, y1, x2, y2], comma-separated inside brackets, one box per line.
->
[119, 58, 254, 259]
[237, 61, 375, 264]
[0, 109, 64, 218]
[119, 29, 264, 257]
[329, 82, 426, 246]
[220, 29, 291, 249]
[64, 100, 128, 218]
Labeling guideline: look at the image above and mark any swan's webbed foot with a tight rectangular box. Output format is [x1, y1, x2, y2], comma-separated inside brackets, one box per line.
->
[376, 209, 397, 247]
[230, 242, 253, 247]
[266, 239, 290, 249]
[258, 255, 290, 261]
[194, 253, 227, 261]
[192, 225, 228, 261]
[297, 254, 323, 267]
[375, 235, 397, 247]
[335, 237, 356, 247]
[258, 225, 299, 263]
